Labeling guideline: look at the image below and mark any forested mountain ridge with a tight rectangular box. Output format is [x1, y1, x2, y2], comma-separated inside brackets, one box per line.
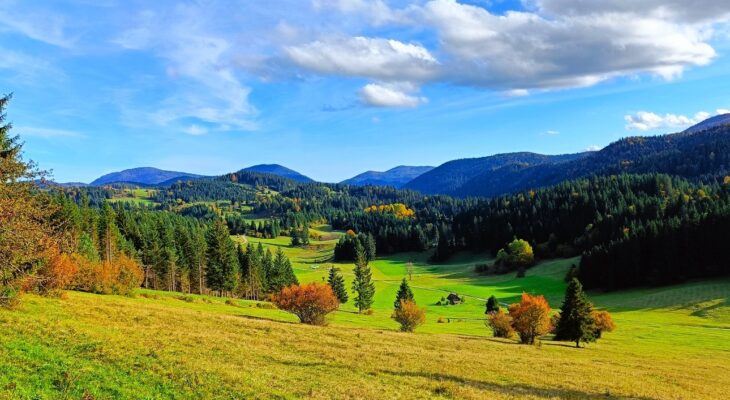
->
[91, 167, 203, 186]
[455, 120, 730, 198]
[341, 165, 434, 188]
[243, 164, 313, 183]
[403, 152, 588, 195]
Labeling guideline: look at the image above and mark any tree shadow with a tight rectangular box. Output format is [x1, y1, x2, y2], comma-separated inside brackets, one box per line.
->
[378, 369, 654, 399]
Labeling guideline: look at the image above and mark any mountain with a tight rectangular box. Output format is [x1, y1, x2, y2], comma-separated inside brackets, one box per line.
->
[90, 167, 202, 186]
[682, 113, 730, 134]
[341, 165, 434, 188]
[403, 152, 587, 195]
[242, 164, 314, 183]
[453, 117, 730, 198]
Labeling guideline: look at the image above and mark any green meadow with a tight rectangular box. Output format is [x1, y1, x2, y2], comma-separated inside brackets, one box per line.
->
[1, 228, 729, 399]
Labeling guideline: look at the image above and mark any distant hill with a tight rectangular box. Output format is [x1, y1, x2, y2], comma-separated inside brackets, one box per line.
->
[454, 116, 730, 197]
[341, 165, 434, 188]
[404, 114, 730, 198]
[403, 152, 587, 195]
[242, 164, 313, 183]
[90, 167, 202, 186]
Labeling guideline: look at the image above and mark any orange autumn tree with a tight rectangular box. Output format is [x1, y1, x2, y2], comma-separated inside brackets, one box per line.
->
[508, 293, 552, 344]
[392, 300, 426, 332]
[591, 310, 616, 338]
[273, 283, 339, 325]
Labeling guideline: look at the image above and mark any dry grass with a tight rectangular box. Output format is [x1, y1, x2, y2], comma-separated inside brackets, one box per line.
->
[1, 289, 728, 400]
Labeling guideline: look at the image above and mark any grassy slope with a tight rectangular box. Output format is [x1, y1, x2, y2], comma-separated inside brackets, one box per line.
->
[1, 232, 729, 399]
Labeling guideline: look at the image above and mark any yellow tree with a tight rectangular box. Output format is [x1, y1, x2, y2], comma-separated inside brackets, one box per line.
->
[0, 94, 58, 307]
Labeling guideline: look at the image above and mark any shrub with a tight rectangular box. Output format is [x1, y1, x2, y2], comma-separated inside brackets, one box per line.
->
[273, 283, 339, 325]
[71, 254, 143, 296]
[485, 295, 500, 314]
[0, 286, 22, 309]
[508, 293, 552, 345]
[591, 310, 616, 338]
[487, 309, 515, 338]
[392, 300, 426, 332]
[35, 250, 78, 296]
[437, 316, 446, 323]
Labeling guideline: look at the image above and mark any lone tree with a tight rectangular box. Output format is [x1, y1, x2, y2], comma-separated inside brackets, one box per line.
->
[352, 240, 375, 313]
[394, 278, 414, 309]
[485, 295, 500, 314]
[496, 238, 535, 271]
[392, 300, 426, 332]
[327, 266, 348, 304]
[591, 310, 616, 338]
[555, 278, 595, 348]
[508, 293, 552, 345]
[273, 283, 339, 325]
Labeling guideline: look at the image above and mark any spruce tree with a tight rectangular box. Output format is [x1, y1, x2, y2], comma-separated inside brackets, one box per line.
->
[555, 278, 595, 348]
[327, 267, 348, 304]
[205, 218, 239, 296]
[394, 278, 414, 309]
[352, 241, 375, 313]
[485, 295, 500, 314]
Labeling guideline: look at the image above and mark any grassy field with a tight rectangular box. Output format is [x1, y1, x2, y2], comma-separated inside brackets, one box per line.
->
[1, 233, 729, 399]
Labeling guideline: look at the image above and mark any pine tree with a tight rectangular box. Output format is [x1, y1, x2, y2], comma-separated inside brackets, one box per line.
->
[555, 278, 595, 348]
[205, 218, 238, 296]
[327, 266, 348, 304]
[485, 295, 500, 314]
[364, 233, 377, 262]
[352, 241, 374, 313]
[394, 278, 414, 309]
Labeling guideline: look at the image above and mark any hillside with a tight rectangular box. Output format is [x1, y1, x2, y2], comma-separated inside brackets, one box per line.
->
[403, 152, 587, 195]
[341, 165, 434, 188]
[455, 121, 730, 197]
[3, 247, 728, 399]
[90, 167, 202, 186]
[243, 164, 313, 183]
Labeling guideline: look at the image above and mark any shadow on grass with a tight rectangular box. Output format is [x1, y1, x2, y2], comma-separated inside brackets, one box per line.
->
[378, 369, 653, 399]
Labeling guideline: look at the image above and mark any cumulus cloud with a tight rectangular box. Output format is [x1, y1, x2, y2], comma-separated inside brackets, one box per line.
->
[624, 111, 711, 131]
[718, 109, 730, 115]
[585, 145, 602, 152]
[285, 37, 438, 82]
[359, 83, 427, 108]
[285, 0, 730, 105]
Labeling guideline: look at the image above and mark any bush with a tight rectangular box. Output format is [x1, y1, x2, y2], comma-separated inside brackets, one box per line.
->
[591, 310, 616, 338]
[71, 254, 143, 296]
[392, 300, 426, 332]
[487, 310, 515, 338]
[508, 293, 552, 345]
[35, 250, 78, 296]
[273, 283, 339, 325]
[0, 286, 22, 309]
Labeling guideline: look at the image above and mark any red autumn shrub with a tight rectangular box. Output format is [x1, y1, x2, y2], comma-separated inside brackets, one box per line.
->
[508, 293, 552, 344]
[392, 300, 426, 332]
[487, 309, 515, 338]
[273, 283, 339, 325]
[591, 310, 616, 338]
[36, 249, 78, 295]
[71, 254, 143, 295]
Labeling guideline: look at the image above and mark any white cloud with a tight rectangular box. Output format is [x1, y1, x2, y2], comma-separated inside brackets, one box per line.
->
[312, 0, 414, 26]
[585, 145, 602, 152]
[17, 126, 84, 139]
[718, 109, 730, 115]
[624, 111, 711, 131]
[113, 5, 257, 132]
[542, 130, 559, 136]
[285, 36, 438, 82]
[0, 3, 74, 48]
[423, 0, 716, 89]
[290, 0, 729, 100]
[183, 124, 208, 136]
[359, 83, 427, 108]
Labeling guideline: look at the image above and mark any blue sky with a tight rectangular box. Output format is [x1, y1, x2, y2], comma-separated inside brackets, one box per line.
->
[1, 0, 729, 183]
